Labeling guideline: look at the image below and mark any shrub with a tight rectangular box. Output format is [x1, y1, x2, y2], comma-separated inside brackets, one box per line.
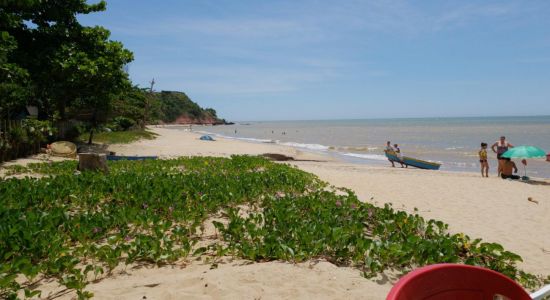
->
[0, 119, 54, 162]
[111, 116, 136, 131]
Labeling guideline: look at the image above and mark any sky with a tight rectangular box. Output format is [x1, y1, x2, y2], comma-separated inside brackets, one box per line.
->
[79, 0, 550, 121]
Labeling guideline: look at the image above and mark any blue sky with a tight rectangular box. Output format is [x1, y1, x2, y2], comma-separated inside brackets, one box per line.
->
[79, 0, 550, 121]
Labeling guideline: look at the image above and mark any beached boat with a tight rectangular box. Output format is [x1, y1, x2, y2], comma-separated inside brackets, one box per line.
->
[385, 151, 441, 170]
[106, 155, 157, 161]
[200, 135, 215, 141]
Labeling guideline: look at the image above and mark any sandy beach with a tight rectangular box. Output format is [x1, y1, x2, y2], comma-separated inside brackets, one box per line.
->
[92, 127, 550, 299]
[6, 127, 549, 299]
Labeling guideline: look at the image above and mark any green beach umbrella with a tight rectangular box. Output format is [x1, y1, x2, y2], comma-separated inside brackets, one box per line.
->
[501, 145, 547, 179]
[501, 145, 547, 159]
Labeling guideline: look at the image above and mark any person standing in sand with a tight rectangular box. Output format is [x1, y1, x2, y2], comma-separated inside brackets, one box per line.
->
[385, 141, 395, 167]
[394, 144, 406, 168]
[491, 136, 513, 177]
[479, 142, 489, 177]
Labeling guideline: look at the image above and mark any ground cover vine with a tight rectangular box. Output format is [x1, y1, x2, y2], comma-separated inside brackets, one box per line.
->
[0, 156, 546, 299]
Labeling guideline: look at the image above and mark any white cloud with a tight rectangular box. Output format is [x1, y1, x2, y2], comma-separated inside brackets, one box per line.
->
[109, 1, 537, 96]
[112, 17, 320, 41]
[431, 3, 516, 31]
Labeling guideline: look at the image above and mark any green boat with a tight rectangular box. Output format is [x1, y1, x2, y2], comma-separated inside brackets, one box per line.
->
[385, 151, 441, 170]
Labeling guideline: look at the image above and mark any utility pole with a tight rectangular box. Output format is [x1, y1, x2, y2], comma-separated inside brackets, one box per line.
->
[143, 78, 154, 127]
[149, 78, 155, 93]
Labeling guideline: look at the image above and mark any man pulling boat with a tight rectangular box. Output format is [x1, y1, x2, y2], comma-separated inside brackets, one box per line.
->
[384, 142, 441, 170]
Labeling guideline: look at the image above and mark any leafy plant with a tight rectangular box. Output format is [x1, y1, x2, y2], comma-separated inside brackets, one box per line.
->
[110, 116, 136, 131]
[77, 129, 157, 144]
[0, 119, 54, 162]
[0, 156, 546, 299]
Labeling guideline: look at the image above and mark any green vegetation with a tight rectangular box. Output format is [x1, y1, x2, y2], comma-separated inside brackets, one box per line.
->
[111, 88, 225, 128]
[1, 1, 132, 121]
[0, 119, 55, 163]
[77, 129, 157, 144]
[154, 91, 222, 124]
[1, 1, 224, 149]
[0, 156, 545, 299]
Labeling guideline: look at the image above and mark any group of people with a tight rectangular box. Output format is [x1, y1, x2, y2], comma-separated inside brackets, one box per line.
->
[385, 141, 407, 168]
[384, 136, 522, 179]
[479, 136, 520, 179]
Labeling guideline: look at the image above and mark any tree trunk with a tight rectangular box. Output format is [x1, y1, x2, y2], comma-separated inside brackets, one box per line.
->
[88, 108, 98, 145]
[87, 128, 94, 145]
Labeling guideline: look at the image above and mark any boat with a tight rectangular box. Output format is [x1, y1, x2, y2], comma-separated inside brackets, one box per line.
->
[384, 151, 441, 170]
[106, 155, 157, 161]
[200, 135, 215, 141]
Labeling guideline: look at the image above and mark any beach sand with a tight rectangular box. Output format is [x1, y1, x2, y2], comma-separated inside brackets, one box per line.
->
[7, 126, 550, 299]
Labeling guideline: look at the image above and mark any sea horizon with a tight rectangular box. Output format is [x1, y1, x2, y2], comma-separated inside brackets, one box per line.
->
[233, 114, 550, 123]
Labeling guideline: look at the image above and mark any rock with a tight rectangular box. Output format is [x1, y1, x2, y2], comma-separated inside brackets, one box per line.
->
[262, 153, 295, 161]
[78, 153, 109, 174]
[50, 141, 77, 158]
[527, 197, 539, 204]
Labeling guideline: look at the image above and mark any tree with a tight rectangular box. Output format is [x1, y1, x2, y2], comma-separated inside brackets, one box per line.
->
[205, 108, 217, 118]
[1, 0, 134, 141]
[110, 86, 154, 129]
[0, 27, 31, 119]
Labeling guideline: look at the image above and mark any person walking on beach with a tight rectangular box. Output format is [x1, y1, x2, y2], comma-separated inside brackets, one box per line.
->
[385, 141, 395, 167]
[394, 143, 406, 168]
[501, 158, 520, 180]
[479, 142, 489, 177]
[491, 136, 513, 176]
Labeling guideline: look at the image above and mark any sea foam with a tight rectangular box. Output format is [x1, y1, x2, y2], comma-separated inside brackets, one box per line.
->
[279, 142, 330, 151]
[341, 152, 388, 161]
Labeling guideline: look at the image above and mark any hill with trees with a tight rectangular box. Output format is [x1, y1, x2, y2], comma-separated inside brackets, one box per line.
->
[110, 88, 226, 129]
[153, 91, 225, 125]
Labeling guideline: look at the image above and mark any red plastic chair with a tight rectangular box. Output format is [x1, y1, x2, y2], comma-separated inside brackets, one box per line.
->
[386, 264, 531, 300]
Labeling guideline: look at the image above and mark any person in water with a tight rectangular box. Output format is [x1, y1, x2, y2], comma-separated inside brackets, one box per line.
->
[491, 136, 514, 176]
[394, 143, 406, 168]
[385, 141, 395, 167]
[479, 142, 489, 177]
[500, 157, 520, 180]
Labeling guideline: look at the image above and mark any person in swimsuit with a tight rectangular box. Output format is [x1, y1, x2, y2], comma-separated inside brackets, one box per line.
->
[394, 143, 406, 168]
[491, 136, 514, 176]
[479, 142, 489, 177]
[501, 158, 520, 180]
[385, 141, 395, 167]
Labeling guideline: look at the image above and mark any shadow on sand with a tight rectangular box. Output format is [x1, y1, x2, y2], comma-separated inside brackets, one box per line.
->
[521, 179, 550, 186]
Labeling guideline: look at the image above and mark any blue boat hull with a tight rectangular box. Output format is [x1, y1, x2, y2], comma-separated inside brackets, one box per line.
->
[385, 152, 441, 170]
[107, 155, 157, 161]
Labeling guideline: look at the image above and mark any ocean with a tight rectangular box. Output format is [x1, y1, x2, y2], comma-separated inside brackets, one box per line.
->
[193, 116, 550, 178]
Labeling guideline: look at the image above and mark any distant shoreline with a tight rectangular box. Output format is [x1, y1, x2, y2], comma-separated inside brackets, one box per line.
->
[227, 114, 550, 123]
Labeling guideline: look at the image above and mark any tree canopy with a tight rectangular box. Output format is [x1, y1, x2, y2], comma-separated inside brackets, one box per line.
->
[110, 89, 224, 126]
[1, 0, 225, 146]
[0, 0, 133, 120]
